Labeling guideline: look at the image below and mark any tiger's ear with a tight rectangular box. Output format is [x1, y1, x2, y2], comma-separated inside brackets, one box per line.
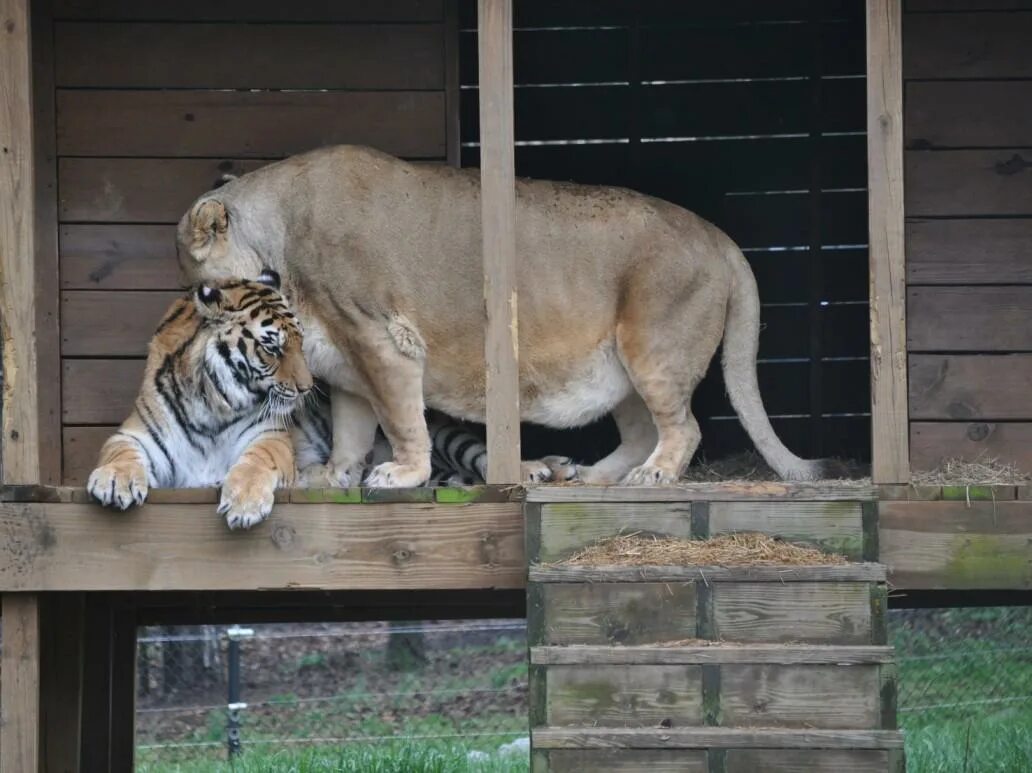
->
[194, 283, 224, 317]
[257, 268, 281, 290]
[184, 199, 229, 263]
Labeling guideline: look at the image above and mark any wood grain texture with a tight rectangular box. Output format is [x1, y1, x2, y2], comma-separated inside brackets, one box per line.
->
[535, 750, 707, 773]
[907, 287, 1032, 351]
[904, 12, 1032, 78]
[906, 150, 1032, 216]
[59, 158, 271, 223]
[61, 224, 180, 289]
[907, 82, 1032, 148]
[536, 502, 693, 563]
[907, 219, 1032, 284]
[32, 0, 62, 485]
[61, 426, 110, 484]
[545, 665, 703, 727]
[53, 0, 443, 21]
[868, 0, 909, 484]
[1, 0, 40, 483]
[478, 0, 520, 483]
[0, 501, 524, 591]
[525, 484, 876, 502]
[61, 291, 180, 356]
[909, 354, 1032, 420]
[1, 594, 41, 772]
[532, 726, 905, 750]
[530, 565, 887, 584]
[712, 583, 873, 644]
[709, 501, 864, 559]
[57, 90, 446, 158]
[911, 421, 1032, 472]
[725, 749, 891, 773]
[531, 646, 896, 666]
[536, 583, 697, 646]
[62, 359, 143, 424]
[880, 500, 1032, 588]
[56, 23, 444, 89]
[720, 664, 880, 728]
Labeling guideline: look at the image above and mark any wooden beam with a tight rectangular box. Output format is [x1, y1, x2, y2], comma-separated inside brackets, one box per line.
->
[0, 501, 524, 591]
[867, 0, 909, 485]
[108, 605, 136, 772]
[477, 0, 520, 483]
[0, 0, 40, 484]
[1, 594, 41, 772]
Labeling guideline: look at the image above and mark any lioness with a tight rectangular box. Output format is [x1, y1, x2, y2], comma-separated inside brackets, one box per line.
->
[177, 145, 823, 487]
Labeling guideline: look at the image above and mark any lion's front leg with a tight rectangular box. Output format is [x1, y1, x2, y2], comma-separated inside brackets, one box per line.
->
[219, 430, 294, 530]
[298, 389, 379, 488]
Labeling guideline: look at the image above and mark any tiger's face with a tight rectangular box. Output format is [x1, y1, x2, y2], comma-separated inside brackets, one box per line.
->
[195, 271, 313, 416]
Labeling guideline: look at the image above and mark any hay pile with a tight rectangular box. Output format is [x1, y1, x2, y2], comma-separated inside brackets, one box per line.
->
[679, 451, 869, 485]
[911, 453, 1030, 486]
[559, 532, 847, 567]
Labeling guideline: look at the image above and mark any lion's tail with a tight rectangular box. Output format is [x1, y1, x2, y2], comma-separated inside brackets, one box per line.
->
[720, 241, 825, 481]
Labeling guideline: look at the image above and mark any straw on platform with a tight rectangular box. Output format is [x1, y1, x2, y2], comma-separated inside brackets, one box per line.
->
[559, 532, 847, 567]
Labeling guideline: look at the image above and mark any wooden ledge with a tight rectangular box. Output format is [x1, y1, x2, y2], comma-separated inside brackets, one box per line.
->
[529, 563, 887, 583]
[0, 484, 522, 505]
[526, 483, 877, 503]
[532, 727, 905, 750]
[530, 644, 897, 666]
[0, 500, 523, 592]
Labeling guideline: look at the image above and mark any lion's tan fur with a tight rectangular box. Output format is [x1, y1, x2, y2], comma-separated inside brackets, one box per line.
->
[177, 145, 821, 486]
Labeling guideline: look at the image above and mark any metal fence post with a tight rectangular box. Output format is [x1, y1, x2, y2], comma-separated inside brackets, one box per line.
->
[225, 626, 254, 758]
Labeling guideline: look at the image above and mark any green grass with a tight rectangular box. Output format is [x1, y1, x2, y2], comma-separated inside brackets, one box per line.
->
[903, 707, 1032, 773]
[137, 742, 529, 773]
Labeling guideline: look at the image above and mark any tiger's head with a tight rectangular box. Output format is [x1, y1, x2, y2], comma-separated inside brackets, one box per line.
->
[189, 269, 313, 417]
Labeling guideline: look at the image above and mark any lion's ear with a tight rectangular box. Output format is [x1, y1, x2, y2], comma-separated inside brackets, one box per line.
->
[185, 199, 229, 263]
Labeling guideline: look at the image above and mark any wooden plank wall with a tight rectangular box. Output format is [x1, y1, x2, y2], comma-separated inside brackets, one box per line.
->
[459, 0, 871, 465]
[51, 0, 454, 483]
[904, 0, 1032, 473]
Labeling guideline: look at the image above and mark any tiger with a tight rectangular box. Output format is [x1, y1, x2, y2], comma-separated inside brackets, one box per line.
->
[87, 270, 311, 529]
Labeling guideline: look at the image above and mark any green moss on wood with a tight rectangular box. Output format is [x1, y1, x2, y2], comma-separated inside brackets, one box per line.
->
[290, 487, 362, 504]
[943, 534, 1032, 588]
[361, 487, 435, 503]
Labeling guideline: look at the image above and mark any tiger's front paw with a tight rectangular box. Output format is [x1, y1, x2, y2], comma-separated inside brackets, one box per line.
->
[218, 469, 276, 530]
[297, 462, 360, 488]
[87, 462, 149, 510]
[364, 461, 431, 488]
[520, 457, 579, 484]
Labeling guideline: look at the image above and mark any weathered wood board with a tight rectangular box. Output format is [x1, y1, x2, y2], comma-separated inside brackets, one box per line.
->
[532, 749, 708, 773]
[709, 501, 865, 559]
[910, 422, 1032, 473]
[907, 287, 1032, 352]
[533, 748, 897, 773]
[909, 354, 1032, 420]
[905, 151, 1032, 217]
[880, 500, 1032, 589]
[0, 501, 524, 591]
[906, 219, 1032, 284]
[532, 727, 905, 750]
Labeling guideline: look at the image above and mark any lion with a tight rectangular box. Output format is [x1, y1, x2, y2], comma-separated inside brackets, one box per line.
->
[176, 144, 824, 487]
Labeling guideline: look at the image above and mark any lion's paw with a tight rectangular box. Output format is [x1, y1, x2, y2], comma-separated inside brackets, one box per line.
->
[622, 464, 677, 487]
[298, 462, 360, 488]
[541, 455, 580, 482]
[218, 472, 276, 530]
[87, 462, 149, 510]
[365, 461, 431, 488]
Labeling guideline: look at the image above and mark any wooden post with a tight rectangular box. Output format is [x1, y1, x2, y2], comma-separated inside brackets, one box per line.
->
[1, 595, 41, 773]
[40, 594, 85, 773]
[477, 0, 521, 484]
[0, 0, 40, 485]
[867, 0, 910, 484]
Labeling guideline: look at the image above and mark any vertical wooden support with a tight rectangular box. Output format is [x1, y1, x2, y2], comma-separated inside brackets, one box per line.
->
[477, 0, 521, 483]
[79, 595, 114, 772]
[1, 595, 41, 773]
[444, 0, 462, 168]
[40, 594, 84, 773]
[867, 0, 910, 484]
[109, 605, 138, 772]
[0, 0, 40, 484]
[30, 0, 60, 485]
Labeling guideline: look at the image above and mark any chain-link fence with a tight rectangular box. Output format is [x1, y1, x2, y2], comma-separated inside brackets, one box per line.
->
[135, 608, 1032, 771]
[890, 605, 1032, 772]
[134, 620, 529, 772]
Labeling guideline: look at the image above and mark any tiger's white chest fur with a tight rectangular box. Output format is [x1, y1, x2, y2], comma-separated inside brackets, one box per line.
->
[157, 419, 274, 487]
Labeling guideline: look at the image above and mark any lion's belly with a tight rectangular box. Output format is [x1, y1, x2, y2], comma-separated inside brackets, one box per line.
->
[426, 340, 634, 429]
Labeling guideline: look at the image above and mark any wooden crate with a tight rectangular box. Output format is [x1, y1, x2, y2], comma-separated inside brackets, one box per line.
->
[525, 492, 903, 772]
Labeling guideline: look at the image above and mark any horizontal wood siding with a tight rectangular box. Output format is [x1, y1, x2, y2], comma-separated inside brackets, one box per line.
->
[55, 2, 450, 481]
[903, 5, 1032, 473]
